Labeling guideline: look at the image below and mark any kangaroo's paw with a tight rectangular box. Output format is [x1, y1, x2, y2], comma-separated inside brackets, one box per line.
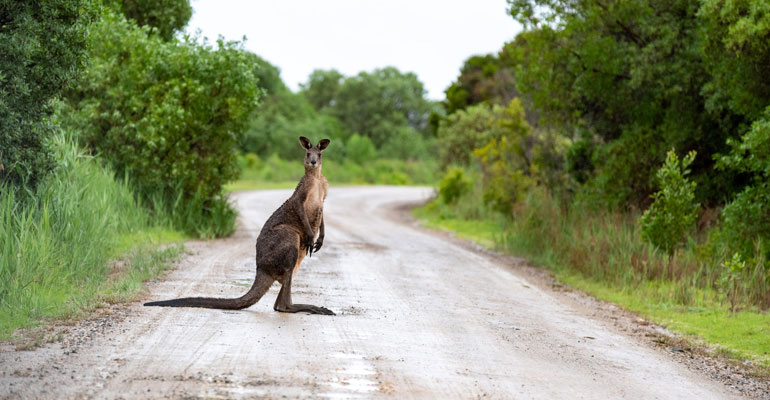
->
[276, 303, 335, 315]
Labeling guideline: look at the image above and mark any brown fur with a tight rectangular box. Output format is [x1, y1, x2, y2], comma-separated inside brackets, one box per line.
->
[144, 137, 334, 315]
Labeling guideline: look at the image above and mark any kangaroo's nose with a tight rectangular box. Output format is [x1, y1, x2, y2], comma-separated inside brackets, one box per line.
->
[311, 160, 317, 165]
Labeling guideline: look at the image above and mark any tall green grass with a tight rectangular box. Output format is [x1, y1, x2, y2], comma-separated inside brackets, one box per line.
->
[501, 188, 769, 310]
[146, 186, 236, 239]
[0, 133, 181, 338]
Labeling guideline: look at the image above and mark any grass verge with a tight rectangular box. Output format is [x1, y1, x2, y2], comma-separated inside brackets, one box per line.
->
[231, 153, 438, 192]
[0, 133, 186, 340]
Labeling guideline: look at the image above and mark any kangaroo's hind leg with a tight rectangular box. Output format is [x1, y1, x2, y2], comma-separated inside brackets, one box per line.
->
[273, 245, 335, 315]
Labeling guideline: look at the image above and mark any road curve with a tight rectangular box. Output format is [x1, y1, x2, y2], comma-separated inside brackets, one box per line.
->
[0, 186, 739, 399]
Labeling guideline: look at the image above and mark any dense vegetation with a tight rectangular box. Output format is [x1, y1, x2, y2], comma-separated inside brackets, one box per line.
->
[417, 0, 770, 365]
[0, 0, 97, 188]
[60, 10, 262, 237]
[237, 63, 438, 183]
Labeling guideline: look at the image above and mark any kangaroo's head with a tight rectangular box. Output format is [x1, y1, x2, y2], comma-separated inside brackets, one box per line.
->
[299, 136, 330, 170]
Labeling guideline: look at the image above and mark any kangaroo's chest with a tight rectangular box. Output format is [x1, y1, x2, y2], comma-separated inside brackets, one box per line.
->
[303, 179, 327, 229]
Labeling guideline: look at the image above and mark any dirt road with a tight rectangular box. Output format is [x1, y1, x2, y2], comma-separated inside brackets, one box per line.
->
[0, 187, 743, 398]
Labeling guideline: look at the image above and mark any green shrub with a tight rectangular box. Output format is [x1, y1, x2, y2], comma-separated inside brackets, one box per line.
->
[639, 150, 699, 256]
[439, 167, 471, 204]
[243, 153, 262, 169]
[472, 99, 540, 213]
[378, 171, 413, 186]
[346, 134, 377, 164]
[236, 154, 436, 187]
[718, 253, 748, 313]
[718, 109, 770, 259]
[436, 103, 504, 168]
[61, 11, 262, 236]
[0, 0, 96, 188]
[379, 127, 434, 161]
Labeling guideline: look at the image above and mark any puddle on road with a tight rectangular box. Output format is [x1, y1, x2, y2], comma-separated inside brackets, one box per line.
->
[321, 352, 379, 399]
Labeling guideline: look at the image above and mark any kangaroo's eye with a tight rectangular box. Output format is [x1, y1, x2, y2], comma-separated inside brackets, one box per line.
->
[306, 152, 310, 157]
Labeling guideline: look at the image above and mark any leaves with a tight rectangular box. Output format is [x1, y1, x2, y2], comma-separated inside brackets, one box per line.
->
[507, 0, 729, 206]
[303, 67, 434, 148]
[639, 150, 699, 256]
[0, 0, 97, 188]
[61, 11, 262, 211]
[717, 108, 770, 258]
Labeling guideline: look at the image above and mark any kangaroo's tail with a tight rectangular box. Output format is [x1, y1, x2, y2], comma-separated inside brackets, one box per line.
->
[144, 269, 274, 310]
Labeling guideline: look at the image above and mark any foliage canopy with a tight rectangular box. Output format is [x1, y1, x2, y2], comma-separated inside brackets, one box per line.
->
[108, 0, 192, 41]
[0, 0, 96, 188]
[62, 12, 262, 227]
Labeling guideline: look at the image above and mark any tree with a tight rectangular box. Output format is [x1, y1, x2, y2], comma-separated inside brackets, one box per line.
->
[443, 41, 523, 116]
[472, 98, 564, 212]
[717, 108, 770, 259]
[639, 150, 699, 261]
[436, 103, 505, 168]
[242, 61, 349, 159]
[61, 12, 262, 222]
[300, 69, 344, 112]
[327, 67, 434, 148]
[109, 0, 192, 41]
[507, 0, 729, 207]
[699, 0, 770, 122]
[0, 0, 96, 188]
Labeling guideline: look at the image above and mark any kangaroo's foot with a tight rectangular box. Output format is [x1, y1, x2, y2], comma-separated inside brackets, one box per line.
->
[275, 303, 335, 315]
[274, 269, 335, 316]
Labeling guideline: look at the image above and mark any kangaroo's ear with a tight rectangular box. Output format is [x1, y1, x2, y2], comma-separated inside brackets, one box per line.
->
[299, 136, 312, 150]
[318, 139, 330, 151]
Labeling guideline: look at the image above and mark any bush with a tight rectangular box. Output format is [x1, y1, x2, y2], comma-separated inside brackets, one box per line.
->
[377, 171, 413, 186]
[439, 167, 472, 204]
[0, 0, 96, 188]
[61, 12, 263, 236]
[718, 109, 770, 259]
[718, 253, 748, 313]
[472, 99, 541, 213]
[436, 103, 504, 168]
[639, 150, 699, 256]
[346, 134, 377, 164]
[379, 126, 434, 161]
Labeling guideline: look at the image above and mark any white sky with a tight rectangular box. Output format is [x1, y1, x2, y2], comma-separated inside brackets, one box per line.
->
[186, 0, 520, 100]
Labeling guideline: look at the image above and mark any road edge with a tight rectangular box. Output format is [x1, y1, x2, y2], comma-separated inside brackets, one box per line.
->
[391, 200, 770, 399]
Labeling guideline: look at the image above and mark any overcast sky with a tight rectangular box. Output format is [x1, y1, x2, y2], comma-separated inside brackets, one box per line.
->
[186, 0, 520, 100]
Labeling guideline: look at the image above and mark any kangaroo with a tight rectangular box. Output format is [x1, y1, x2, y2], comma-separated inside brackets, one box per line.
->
[144, 136, 334, 315]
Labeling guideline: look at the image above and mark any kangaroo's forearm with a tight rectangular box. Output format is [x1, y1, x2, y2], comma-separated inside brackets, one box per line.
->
[297, 202, 313, 237]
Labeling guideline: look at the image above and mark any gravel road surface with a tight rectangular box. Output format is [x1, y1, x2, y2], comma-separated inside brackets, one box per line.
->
[0, 187, 743, 399]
